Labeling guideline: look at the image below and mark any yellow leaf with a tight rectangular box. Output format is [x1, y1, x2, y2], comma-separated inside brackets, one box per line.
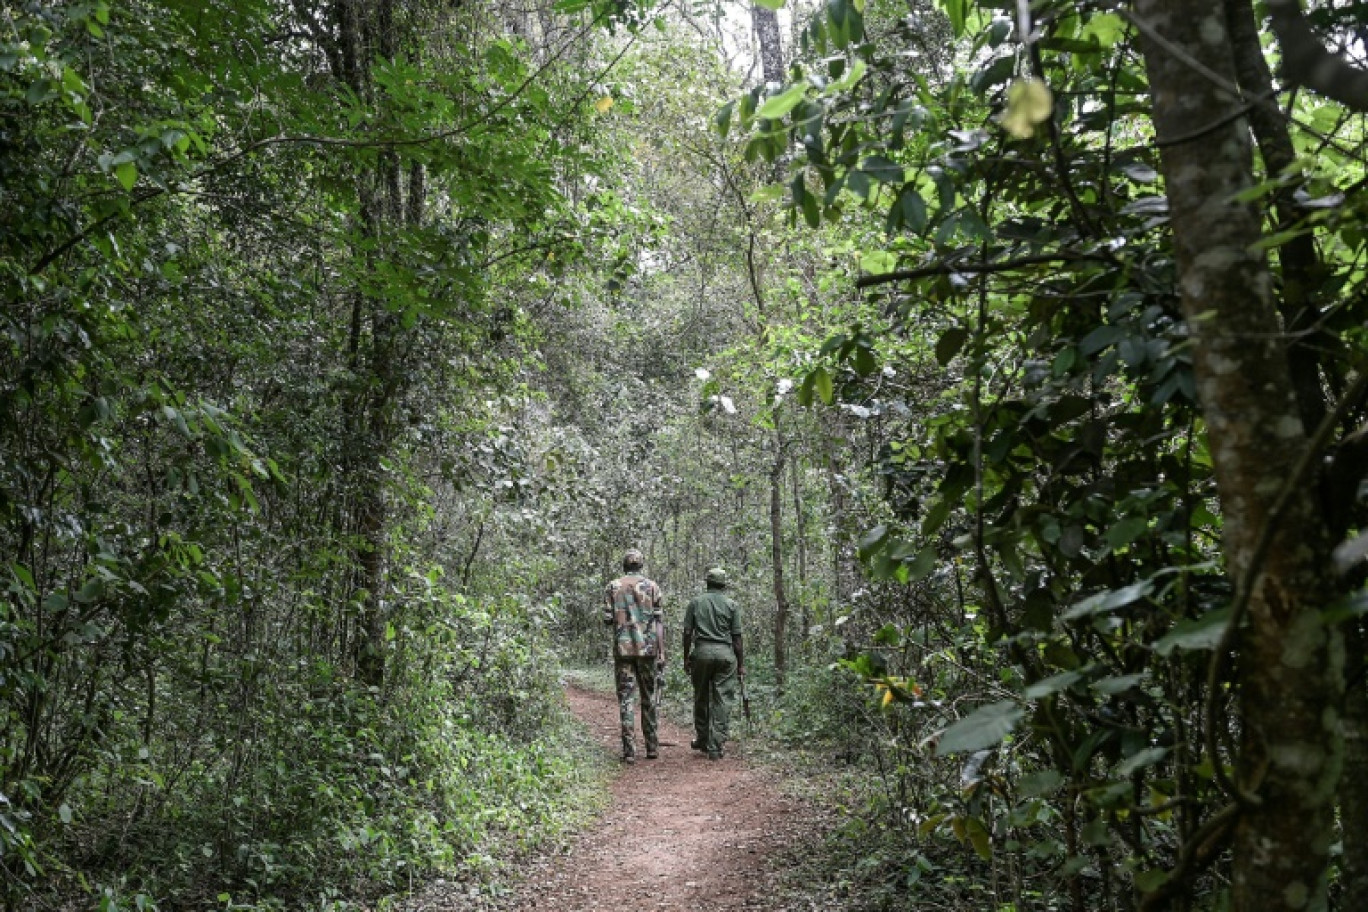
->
[1001, 77, 1054, 139]
[595, 95, 614, 114]
[882, 687, 895, 707]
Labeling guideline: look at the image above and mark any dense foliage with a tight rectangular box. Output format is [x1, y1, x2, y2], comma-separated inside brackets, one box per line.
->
[6, 0, 1368, 910]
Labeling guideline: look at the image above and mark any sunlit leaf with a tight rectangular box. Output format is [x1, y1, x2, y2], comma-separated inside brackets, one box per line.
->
[757, 81, 809, 119]
[1001, 78, 1054, 139]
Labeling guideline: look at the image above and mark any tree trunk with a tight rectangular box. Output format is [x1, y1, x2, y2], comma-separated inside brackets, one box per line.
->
[791, 448, 808, 638]
[1134, 3, 1344, 909]
[327, 0, 423, 689]
[1343, 620, 1368, 908]
[770, 432, 788, 691]
[1222, 0, 1329, 432]
[826, 410, 859, 608]
[750, 3, 784, 86]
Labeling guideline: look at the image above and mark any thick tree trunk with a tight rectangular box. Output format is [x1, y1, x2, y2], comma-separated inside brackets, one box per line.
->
[1134, 3, 1344, 909]
[1344, 621, 1368, 908]
[1224, 1, 1368, 898]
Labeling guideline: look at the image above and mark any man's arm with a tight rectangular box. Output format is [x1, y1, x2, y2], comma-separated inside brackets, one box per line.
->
[603, 586, 616, 626]
[653, 584, 665, 665]
[681, 600, 694, 673]
[731, 598, 745, 677]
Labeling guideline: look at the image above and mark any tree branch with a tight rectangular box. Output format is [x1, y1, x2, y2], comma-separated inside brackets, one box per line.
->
[1267, 0, 1368, 112]
[854, 251, 1107, 288]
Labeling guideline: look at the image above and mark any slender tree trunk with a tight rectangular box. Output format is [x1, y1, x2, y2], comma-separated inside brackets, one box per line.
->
[327, 0, 422, 689]
[770, 431, 788, 691]
[750, 3, 784, 86]
[826, 410, 858, 608]
[790, 449, 808, 639]
[1222, 0, 1329, 431]
[1134, 4, 1343, 909]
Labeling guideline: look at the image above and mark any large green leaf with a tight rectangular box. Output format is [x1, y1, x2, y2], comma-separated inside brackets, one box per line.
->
[756, 81, 809, 120]
[1154, 607, 1233, 656]
[936, 701, 1026, 755]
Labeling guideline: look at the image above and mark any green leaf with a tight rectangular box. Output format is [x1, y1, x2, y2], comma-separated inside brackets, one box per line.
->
[1019, 769, 1064, 797]
[115, 161, 137, 191]
[1061, 580, 1154, 621]
[1024, 670, 1084, 700]
[757, 81, 809, 120]
[938, 0, 968, 36]
[936, 701, 1026, 755]
[58, 803, 72, 824]
[860, 250, 896, 274]
[935, 327, 968, 365]
[1134, 869, 1170, 893]
[754, 0, 786, 8]
[860, 154, 903, 184]
[715, 100, 736, 136]
[1114, 746, 1168, 778]
[962, 815, 992, 859]
[749, 184, 785, 203]
[810, 365, 833, 404]
[857, 523, 889, 559]
[825, 58, 866, 94]
[1154, 607, 1232, 656]
[905, 546, 937, 581]
[1104, 516, 1148, 551]
[1091, 673, 1147, 695]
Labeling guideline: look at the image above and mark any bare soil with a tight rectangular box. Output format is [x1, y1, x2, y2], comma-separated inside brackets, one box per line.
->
[426, 682, 823, 912]
[494, 684, 815, 911]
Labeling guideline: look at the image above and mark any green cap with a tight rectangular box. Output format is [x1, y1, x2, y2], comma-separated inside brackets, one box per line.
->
[705, 567, 727, 586]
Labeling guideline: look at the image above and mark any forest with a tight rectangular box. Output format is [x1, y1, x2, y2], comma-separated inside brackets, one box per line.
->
[5, 0, 1368, 910]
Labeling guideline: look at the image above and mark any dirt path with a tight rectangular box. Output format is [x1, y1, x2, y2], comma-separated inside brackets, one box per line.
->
[496, 684, 817, 912]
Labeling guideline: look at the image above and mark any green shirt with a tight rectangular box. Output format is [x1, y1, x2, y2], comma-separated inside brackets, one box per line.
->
[683, 590, 741, 645]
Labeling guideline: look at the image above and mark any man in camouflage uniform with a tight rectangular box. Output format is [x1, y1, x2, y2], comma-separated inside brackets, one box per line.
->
[682, 566, 744, 761]
[604, 548, 665, 762]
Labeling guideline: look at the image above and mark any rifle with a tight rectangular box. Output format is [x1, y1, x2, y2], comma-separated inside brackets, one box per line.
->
[740, 673, 753, 731]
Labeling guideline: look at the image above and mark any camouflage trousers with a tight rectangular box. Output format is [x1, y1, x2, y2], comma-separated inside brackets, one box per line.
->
[614, 656, 659, 757]
[689, 641, 737, 756]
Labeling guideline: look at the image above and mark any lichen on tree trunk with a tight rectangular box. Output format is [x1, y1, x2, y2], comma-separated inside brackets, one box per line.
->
[1133, 1, 1344, 908]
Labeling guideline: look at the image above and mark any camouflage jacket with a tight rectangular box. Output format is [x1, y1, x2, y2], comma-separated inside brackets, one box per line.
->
[604, 574, 664, 659]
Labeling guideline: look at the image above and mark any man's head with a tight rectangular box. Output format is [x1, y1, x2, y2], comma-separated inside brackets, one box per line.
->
[622, 548, 645, 572]
[705, 566, 727, 590]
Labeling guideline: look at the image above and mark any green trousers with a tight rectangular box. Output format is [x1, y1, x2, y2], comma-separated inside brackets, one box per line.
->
[690, 641, 737, 755]
[614, 656, 658, 757]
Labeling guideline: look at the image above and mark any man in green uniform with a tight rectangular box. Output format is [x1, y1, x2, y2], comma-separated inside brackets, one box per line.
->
[682, 566, 744, 761]
[604, 548, 664, 763]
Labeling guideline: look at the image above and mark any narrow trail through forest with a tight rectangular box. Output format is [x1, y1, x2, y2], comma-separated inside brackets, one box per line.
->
[486, 684, 822, 911]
